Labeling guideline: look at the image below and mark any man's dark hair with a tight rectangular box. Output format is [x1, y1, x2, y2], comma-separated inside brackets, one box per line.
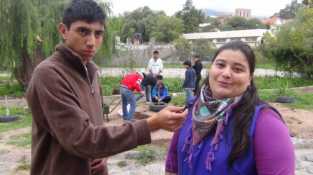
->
[193, 54, 200, 59]
[153, 50, 159, 54]
[183, 60, 191, 67]
[63, 0, 106, 28]
[156, 75, 163, 80]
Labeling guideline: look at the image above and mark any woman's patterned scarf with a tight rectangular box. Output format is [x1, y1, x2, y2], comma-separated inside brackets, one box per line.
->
[183, 85, 242, 171]
[191, 85, 241, 145]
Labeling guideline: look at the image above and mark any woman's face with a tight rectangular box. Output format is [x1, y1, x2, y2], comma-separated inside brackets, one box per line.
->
[209, 49, 252, 99]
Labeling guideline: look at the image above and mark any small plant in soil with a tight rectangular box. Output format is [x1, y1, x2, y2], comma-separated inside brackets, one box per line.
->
[117, 160, 128, 168]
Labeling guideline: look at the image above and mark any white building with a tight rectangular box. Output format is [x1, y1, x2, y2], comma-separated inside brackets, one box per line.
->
[235, 8, 251, 18]
[182, 29, 269, 48]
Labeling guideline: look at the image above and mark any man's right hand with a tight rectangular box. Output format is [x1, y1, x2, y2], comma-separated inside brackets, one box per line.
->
[146, 106, 187, 132]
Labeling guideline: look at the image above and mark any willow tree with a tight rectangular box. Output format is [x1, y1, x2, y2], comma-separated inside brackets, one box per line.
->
[0, 0, 67, 88]
[0, 0, 112, 88]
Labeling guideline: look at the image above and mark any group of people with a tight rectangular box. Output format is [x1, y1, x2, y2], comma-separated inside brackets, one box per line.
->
[120, 49, 203, 121]
[119, 49, 172, 121]
[182, 54, 203, 105]
[26, 1, 295, 175]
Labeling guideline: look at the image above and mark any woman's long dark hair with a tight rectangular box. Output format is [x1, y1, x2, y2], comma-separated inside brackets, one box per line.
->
[202, 41, 260, 166]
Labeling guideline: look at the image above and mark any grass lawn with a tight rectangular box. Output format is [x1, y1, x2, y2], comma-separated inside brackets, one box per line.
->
[259, 89, 313, 110]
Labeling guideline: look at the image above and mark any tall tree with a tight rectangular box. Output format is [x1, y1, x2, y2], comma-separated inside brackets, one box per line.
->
[120, 7, 164, 42]
[261, 8, 313, 78]
[303, 0, 313, 8]
[151, 15, 183, 43]
[0, 0, 112, 88]
[175, 0, 205, 33]
[279, 0, 303, 19]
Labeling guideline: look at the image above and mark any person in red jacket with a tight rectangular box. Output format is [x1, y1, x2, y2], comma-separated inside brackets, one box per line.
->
[120, 72, 145, 121]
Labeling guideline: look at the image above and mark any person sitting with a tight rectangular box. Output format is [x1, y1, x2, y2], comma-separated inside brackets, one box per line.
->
[151, 75, 171, 104]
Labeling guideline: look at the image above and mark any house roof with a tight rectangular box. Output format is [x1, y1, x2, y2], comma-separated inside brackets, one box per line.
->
[183, 29, 269, 40]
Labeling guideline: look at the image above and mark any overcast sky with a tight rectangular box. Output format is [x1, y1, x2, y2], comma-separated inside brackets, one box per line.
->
[107, 0, 299, 17]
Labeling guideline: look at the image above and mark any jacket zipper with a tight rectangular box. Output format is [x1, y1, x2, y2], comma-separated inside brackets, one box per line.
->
[83, 65, 95, 95]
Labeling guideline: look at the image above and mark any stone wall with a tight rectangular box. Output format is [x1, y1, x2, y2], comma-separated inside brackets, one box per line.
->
[108, 44, 179, 67]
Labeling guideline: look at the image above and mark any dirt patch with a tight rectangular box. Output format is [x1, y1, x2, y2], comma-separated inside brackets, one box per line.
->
[106, 101, 313, 142]
[271, 103, 313, 139]
[292, 86, 313, 94]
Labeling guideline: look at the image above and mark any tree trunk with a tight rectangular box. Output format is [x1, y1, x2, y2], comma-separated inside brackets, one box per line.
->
[14, 41, 45, 89]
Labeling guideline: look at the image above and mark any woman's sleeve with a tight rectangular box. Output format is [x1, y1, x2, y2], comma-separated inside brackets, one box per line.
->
[165, 131, 179, 174]
[254, 108, 295, 175]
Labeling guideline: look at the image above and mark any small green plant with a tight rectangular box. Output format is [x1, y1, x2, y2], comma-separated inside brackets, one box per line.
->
[170, 93, 185, 106]
[134, 146, 157, 165]
[276, 81, 289, 96]
[127, 145, 167, 165]
[117, 160, 128, 168]
[0, 82, 24, 97]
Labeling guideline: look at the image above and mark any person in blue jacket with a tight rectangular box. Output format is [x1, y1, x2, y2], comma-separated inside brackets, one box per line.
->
[151, 75, 171, 104]
[182, 60, 196, 105]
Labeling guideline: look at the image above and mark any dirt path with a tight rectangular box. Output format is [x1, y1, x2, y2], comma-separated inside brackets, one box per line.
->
[0, 128, 31, 175]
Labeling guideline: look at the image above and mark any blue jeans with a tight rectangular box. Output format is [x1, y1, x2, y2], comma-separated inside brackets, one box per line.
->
[185, 88, 194, 105]
[120, 87, 136, 121]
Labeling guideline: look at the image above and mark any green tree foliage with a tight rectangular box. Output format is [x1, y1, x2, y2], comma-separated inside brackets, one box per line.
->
[0, 0, 67, 87]
[303, 0, 313, 7]
[119, 7, 183, 43]
[175, 0, 205, 33]
[151, 15, 183, 43]
[174, 37, 192, 61]
[199, 17, 222, 32]
[246, 18, 267, 29]
[279, 0, 303, 19]
[0, 0, 112, 87]
[191, 40, 215, 61]
[222, 17, 266, 31]
[261, 8, 313, 78]
[120, 7, 164, 42]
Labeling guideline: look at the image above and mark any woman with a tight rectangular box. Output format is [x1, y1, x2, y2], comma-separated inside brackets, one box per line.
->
[165, 41, 295, 175]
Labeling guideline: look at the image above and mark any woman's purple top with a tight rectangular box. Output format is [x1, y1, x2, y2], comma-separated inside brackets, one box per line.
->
[165, 107, 295, 175]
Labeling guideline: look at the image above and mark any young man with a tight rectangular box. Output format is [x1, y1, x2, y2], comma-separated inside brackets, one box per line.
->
[26, 1, 187, 175]
[147, 50, 163, 76]
[151, 75, 171, 104]
[192, 55, 203, 95]
[141, 72, 156, 102]
[183, 60, 196, 105]
[120, 72, 145, 121]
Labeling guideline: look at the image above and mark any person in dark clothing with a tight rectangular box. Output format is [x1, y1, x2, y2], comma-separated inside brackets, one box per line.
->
[192, 55, 203, 95]
[141, 73, 157, 102]
[151, 75, 171, 104]
[182, 60, 196, 105]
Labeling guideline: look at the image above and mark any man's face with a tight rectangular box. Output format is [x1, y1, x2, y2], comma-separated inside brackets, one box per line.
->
[59, 21, 104, 64]
[153, 53, 159, 59]
[157, 79, 163, 86]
